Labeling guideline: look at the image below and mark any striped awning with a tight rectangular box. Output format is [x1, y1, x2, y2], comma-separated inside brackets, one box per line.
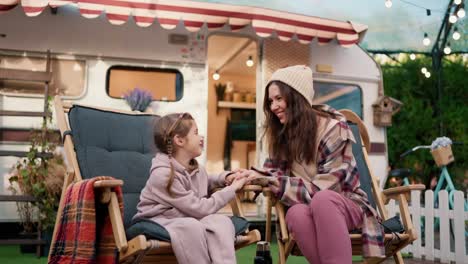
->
[0, 0, 368, 47]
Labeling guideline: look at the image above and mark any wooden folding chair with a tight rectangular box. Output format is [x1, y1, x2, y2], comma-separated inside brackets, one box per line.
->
[49, 96, 260, 263]
[263, 109, 425, 264]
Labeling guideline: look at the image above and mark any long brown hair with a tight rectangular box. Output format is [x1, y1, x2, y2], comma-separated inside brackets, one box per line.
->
[263, 81, 322, 166]
[153, 113, 193, 195]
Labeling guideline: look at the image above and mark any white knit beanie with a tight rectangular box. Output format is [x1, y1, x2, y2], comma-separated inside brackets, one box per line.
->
[268, 65, 314, 106]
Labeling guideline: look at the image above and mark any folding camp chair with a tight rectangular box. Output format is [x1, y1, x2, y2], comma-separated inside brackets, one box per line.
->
[263, 109, 425, 264]
[49, 96, 260, 263]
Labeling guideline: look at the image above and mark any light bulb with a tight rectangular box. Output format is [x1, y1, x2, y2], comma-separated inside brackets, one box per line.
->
[452, 28, 461, 40]
[213, 71, 220, 80]
[409, 53, 416, 60]
[449, 14, 458, 23]
[443, 46, 451, 55]
[457, 8, 465, 18]
[454, 0, 462, 5]
[246, 56, 254, 67]
[423, 33, 431, 46]
[444, 44, 451, 55]
[73, 62, 82, 71]
[425, 72, 431, 78]
[385, 0, 392, 8]
[421, 67, 427, 74]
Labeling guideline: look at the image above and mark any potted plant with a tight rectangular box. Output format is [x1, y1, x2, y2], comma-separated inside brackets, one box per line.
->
[123, 87, 153, 112]
[214, 83, 226, 102]
[8, 97, 66, 255]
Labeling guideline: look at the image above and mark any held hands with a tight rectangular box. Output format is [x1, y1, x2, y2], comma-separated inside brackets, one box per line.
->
[225, 168, 250, 190]
[245, 170, 279, 187]
[231, 176, 248, 191]
[225, 168, 279, 190]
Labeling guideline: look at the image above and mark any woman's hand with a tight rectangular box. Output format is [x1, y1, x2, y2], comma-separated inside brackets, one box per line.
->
[246, 170, 279, 187]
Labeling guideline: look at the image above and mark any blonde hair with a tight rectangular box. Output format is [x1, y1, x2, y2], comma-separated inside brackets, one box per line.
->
[153, 113, 193, 195]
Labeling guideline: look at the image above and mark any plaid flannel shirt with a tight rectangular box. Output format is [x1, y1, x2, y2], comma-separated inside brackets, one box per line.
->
[264, 105, 385, 258]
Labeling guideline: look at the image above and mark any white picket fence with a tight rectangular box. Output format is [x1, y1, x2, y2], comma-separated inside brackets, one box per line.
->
[386, 190, 468, 263]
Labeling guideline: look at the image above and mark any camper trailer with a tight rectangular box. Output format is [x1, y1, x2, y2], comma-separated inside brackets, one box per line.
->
[0, 1, 388, 221]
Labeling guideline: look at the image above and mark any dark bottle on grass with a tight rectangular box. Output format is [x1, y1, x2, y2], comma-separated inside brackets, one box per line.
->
[254, 241, 272, 264]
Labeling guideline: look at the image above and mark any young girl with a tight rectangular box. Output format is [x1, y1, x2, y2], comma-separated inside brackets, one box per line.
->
[133, 113, 248, 264]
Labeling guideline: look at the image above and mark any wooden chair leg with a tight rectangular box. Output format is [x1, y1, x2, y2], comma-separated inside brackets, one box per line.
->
[48, 171, 74, 259]
[393, 252, 404, 264]
[277, 239, 286, 264]
[283, 239, 295, 263]
[265, 195, 272, 242]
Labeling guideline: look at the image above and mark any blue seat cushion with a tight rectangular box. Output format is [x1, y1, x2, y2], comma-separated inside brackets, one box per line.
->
[126, 216, 250, 242]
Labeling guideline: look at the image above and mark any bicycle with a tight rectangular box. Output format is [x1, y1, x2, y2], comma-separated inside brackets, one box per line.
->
[387, 137, 467, 237]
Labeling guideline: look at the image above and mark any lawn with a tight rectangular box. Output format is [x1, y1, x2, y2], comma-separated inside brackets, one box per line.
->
[0, 243, 366, 263]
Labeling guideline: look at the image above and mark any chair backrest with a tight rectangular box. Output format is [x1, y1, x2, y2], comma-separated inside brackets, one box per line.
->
[348, 123, 377, 209]
[68, 105, 159, 228]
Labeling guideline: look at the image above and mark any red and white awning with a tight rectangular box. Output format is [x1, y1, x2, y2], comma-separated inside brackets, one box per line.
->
[0, 0, 368, 47]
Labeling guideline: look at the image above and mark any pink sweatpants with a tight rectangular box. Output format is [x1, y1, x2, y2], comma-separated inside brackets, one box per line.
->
[285, 190, 364, 264]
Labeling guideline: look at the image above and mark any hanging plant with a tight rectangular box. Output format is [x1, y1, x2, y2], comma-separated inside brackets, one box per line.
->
[215, 83, 227, 101]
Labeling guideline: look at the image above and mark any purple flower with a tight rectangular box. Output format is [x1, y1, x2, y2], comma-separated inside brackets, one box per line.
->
[123, 88, 153, 111]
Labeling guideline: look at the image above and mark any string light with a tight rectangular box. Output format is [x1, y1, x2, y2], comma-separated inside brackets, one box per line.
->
[385, 0, 392, 8]
[449, 14, 458, 23]
[443, 43, 452, 55]
[425, 71, 431, 78]
[423, 33, 431, 46]
[421, 67, 427, 74]
[212, 71, 220, 80]
[246, 56, 254, 67]
[457, 5, 465, 18]
[452, 27, 461, 40]
[410, 53, 416, 60]
[454, 0, 462, 5]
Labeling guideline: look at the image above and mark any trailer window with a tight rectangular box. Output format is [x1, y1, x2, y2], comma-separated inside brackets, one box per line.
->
[313, 82, 362, 118]
[0, 54, 86, 97]
[106, 65, 183, 101]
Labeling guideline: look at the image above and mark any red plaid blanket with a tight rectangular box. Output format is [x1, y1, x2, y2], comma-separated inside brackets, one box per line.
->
[49, 176, 123, 264]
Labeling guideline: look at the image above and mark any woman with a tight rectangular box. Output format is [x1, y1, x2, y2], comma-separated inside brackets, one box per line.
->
[249, 65, 385, 263]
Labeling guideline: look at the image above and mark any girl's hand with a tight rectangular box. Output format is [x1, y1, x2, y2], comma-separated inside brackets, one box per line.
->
[231, 176, 248, 191]
[225, 169, 249, 185]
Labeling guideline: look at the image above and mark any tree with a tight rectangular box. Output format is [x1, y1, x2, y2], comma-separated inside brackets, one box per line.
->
[382, 55, 467, 190]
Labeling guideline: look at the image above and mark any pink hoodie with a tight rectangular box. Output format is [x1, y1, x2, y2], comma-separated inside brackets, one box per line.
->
[133, 152, 236, 221]
[133, 153, 239, 264]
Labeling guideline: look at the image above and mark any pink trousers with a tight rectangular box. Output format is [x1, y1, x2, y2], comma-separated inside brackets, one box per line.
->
[285, 190, 364, 264]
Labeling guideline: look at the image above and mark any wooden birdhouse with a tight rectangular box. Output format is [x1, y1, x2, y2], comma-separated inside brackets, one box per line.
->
[372, 96, 403, 127]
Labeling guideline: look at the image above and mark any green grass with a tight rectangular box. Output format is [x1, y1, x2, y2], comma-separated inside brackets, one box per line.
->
[237, 243, 365, 263]
[0, 246, 47, 264]
[0, 244, 365, 263]
[236, 242, 310, 263]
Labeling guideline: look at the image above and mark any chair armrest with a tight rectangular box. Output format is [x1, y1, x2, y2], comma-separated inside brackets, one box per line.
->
[211, 184, 263, 193]
[382, 184, 425, 204]
[382, 184, 425, 242]
[93, 179, 124, 188]
[90, 178, 127, 252]
[93, 179, 123, 204]
[240, 184, 264, 192]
